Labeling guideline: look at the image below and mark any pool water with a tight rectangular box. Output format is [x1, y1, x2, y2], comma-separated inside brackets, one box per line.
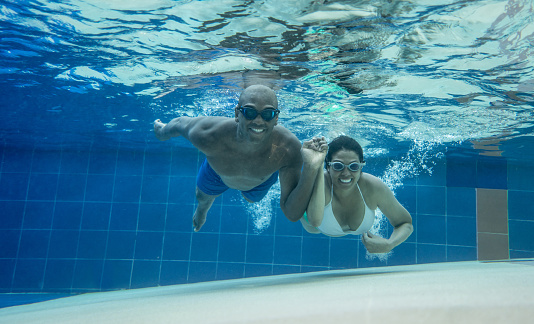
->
[0, 0, 533, 308]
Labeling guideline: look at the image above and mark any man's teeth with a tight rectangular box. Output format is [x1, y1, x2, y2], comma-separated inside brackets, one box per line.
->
[340, 179, 352, 183]
[251, 128, 265, 133]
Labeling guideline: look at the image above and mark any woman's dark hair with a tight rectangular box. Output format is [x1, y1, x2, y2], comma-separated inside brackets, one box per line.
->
[325, 135, 364, 164]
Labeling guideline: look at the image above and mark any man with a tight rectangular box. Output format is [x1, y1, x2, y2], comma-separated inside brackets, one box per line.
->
[154, 84, 316, 231]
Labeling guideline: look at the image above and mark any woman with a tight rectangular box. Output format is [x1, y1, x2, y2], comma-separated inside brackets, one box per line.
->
[301, 135, 413, 253]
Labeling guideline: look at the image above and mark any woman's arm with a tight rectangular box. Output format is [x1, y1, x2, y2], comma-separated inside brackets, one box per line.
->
[362, 177, 413, 253]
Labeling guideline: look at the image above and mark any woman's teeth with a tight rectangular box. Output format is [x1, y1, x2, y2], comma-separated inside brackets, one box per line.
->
[340, 179, 352, 183]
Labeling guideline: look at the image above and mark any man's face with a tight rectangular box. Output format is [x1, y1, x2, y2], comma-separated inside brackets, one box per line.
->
[235, 86, 279, 143]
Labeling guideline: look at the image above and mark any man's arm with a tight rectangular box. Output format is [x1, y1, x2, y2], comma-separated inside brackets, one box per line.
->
[279, 137, 328, 222]
[154, 116, 224, 153]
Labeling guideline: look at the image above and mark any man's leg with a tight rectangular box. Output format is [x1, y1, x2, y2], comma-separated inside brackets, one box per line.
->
[193, 186, 220, 232]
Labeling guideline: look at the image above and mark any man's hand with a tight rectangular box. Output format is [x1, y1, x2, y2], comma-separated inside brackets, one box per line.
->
[154, 119, 170, 141]
[361, 232, 393, 254]
[302, 136, 328, 168]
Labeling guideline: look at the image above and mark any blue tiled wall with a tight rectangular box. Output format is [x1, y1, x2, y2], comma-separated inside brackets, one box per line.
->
[1, 142, 532, 293]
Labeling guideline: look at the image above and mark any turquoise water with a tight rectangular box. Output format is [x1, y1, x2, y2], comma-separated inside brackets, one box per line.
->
[1, 0, 533, 309]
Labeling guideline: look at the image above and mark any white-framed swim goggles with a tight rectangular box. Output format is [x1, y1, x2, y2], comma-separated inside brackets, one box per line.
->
[327, 161, 366, 172]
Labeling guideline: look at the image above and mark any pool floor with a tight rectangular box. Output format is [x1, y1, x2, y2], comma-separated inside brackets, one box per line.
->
[0, 260, 533, 323]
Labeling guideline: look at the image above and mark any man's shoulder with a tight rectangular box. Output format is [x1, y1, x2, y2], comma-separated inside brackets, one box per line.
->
[273, 125, 300, 147]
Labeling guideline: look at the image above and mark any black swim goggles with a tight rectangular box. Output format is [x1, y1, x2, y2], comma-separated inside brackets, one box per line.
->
[328, 161, 366, 172]
[237, 106, 280, 121]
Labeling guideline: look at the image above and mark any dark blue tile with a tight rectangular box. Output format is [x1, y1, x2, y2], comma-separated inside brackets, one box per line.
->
[477, 156, 507, 189]
[216, 262, 244, 280]
[329, 238, 358, 268]
[0, 259, 15, 289]
[48, 230, 79, 259]
[0, 201, 25, 229]
[141, 175, 168, 203]
[417, 159, 446, 186]
[113, 175, 142, 203]
[23, 201, 54, 229]
[77, 230, 107, 259]
[165, 203, 194, 232]
[509, 220, 534, 252]
[134, 231, 164, 260]
[447, 187, 476, 217]
[85, 174, 114, 202]
[417, 186, 446, 216]
[60, 149, 90, 174]
[273, 265, 301, 275]
[247, 234, 274, 264]
[88, 149, 117, 175]
[27, 173, 58, 201]
[2, 148, 32, 172]
[109, 203, 139, 231]
[244, 263, 272, 278]
[56, 174, 87, 201]
[447, 246, 477, 262]
[417, 215, 446, 244]
[101, 260, 132, 290]
[106, 231, 136, 260]
[387, 242, 416, 266]
[160, 261, 189, 285]
[116, 150, 144, 176]
[510, 250, 534, 259]
[81, 202, 111, 230]
[53, 202, 83, 229]
[447, 216, 476, 247]
[218, 234, 246, 263]
[220, 205, 248, 234]
[190, 233, 219, 262]
[31, 150, 61, 173]
[301, 236, 330, 267]
[143, 150, 171, 176]
[171, 148, 199, 177]
[168, 176, 196, 204]
[12, 259, 46, 290]
[417, 244, 446, 264]
[508, 160, 534, 190]
[395, 185, 416, 216]
[162, 232, 191, 261]
[273, 236, 300, 265]
[138, 203, 166, 231]
[188, 261, 217, 283]
[72, 259, 104, 290]
[43, 259, 75, 290]
[446, 154, 476, 187]
[274, 211, 302, 236]
[18, 230, 50, 258]
[0, 230, 21, 258]
[508, 191, 534, 221]
[0, 173, 29, 200]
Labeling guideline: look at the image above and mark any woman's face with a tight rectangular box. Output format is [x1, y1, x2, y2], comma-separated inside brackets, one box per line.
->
[327, 149, 363, 191]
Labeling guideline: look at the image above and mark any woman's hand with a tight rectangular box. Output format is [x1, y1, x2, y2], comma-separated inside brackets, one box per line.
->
[361, 232, 393, 254]
[302, 136, 328, 168]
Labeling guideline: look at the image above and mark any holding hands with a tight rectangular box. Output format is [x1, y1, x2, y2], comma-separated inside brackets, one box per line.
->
[302, 136, 328, 168]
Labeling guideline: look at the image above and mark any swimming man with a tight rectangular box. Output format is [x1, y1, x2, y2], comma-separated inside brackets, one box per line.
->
[154, 85, 317, 231]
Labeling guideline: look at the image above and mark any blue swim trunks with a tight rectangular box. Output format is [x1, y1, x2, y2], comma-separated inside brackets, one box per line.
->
[196, 159, 279, 202]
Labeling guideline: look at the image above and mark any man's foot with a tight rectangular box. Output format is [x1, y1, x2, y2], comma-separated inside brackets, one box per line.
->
[192, 209, 207, 232]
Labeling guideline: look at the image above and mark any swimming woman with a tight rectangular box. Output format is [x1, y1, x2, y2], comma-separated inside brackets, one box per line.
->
[301, 135, 413, 253]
